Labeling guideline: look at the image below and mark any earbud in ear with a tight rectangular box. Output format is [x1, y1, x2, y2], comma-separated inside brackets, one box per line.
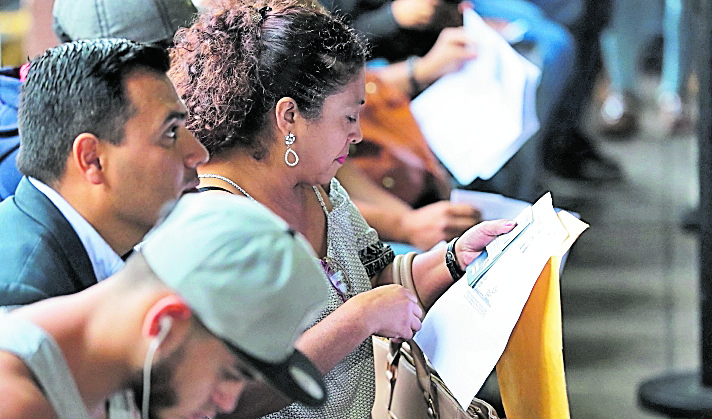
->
[159, 315, 173, 333]
[154, 316, 173, 347]
[142, 315, 174, 419]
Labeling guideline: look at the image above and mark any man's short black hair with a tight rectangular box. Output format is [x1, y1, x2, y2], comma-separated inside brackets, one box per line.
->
[17, 38, 170, 185]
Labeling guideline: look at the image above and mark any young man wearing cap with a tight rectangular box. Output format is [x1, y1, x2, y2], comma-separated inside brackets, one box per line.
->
[0, 38, 209, 306]
[0, 193, 328, 419]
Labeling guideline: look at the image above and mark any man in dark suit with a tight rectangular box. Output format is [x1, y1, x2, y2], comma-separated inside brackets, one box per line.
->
[0, 0, 199, 202]
[0, 38, 209, 306]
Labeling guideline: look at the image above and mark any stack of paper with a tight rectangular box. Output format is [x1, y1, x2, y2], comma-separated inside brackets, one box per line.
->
[413, 192, 588, 409]
[410, 9, 541, 184]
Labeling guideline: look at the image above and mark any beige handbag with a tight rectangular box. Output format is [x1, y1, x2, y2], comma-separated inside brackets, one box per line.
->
[372, 253, 499, 419]
[372, 336, 499, 419]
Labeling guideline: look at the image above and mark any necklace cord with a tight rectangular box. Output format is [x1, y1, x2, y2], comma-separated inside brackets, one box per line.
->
[198, 174, 255, 201]
[198, 173, 329, 214]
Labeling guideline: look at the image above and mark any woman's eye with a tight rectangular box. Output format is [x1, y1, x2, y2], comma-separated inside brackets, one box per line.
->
[347, 116, 357, 123]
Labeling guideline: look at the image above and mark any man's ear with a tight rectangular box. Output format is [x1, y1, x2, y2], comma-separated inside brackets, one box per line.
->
[275, 97, 298, 137]
[142, 295, 193, 353]
[71, 133, 104, 185]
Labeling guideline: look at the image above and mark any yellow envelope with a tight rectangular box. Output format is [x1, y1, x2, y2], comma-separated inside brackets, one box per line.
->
[497, 211, 588, 419]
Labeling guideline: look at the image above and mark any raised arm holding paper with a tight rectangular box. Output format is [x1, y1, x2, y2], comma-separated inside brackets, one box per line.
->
[411, 192, 588, 415]
[410, 8, 542, 186]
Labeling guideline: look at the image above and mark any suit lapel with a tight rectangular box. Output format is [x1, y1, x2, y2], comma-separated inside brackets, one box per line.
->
[14, 177, 98, 289]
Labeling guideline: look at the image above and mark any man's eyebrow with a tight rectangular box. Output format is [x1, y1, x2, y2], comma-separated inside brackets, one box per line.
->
[225, 363, 255, 381]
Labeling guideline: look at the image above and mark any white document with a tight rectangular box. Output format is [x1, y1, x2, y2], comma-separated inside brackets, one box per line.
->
[410, 9, 541, 184]
[413, 192, 570, 409]
[450, 189, 532, 221]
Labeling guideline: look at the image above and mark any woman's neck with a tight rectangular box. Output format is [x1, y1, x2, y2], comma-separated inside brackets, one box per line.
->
[198, 151, 315, 228]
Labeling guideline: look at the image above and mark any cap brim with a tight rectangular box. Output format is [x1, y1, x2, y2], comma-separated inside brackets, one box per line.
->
[224, 341, 327, 406]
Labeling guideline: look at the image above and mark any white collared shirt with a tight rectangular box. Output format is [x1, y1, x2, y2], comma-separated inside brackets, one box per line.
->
[28, 177, 124, 281]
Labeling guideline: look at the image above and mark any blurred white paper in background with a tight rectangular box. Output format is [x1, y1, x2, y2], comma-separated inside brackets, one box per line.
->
[410, 9, 541, 184]
[450, 189, 532, 221]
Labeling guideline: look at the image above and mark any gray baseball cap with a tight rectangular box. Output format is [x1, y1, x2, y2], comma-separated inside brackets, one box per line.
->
[52, 0, 197, 44]
[140, 193, 328, 406]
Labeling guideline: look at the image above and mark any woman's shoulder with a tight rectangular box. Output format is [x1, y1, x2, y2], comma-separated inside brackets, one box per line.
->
[327, 177, 351, 206]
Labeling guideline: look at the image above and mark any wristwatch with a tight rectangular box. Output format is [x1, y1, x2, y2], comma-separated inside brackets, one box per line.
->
[446, 236, 466, 281]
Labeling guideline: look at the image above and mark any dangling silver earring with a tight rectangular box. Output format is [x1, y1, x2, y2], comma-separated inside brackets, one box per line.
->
[284, 132, 299, 167]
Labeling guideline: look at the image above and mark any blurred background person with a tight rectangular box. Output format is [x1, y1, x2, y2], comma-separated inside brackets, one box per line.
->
[598, 0, 694, 137]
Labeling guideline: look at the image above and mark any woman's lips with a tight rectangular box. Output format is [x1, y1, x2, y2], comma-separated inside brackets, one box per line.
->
[337, 156, 346, 164]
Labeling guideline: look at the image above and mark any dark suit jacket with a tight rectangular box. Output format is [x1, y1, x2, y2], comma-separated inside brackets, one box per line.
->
[0, 177, 97, 306]
[0, 67, 22, 201]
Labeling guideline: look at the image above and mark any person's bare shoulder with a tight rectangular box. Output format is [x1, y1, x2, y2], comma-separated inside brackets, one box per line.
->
[0, 351, 58, 418]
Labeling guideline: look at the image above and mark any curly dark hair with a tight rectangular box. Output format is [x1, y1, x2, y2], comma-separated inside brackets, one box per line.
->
[169, 0, 368, 159]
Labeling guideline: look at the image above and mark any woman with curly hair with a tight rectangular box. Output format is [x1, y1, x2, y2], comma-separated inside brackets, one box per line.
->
[169, 1, 514, 417]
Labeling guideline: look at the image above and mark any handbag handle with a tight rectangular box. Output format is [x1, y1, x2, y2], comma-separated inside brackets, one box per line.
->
[387, 339, 441, 419]
[388, 251, 441, 418]
[409, 340, 442, 418]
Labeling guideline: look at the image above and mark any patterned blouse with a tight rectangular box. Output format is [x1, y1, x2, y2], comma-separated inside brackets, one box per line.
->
[261, 177, 394, 419]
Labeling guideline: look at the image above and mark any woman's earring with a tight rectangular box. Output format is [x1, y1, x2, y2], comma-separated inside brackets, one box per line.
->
[284, 132, 299, 167]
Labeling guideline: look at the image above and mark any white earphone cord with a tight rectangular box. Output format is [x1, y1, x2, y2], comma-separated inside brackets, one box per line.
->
[141, 318, 171, 419]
